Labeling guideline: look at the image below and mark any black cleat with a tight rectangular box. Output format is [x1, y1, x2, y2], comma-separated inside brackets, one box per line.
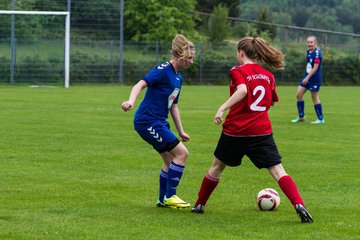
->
[191, 204, 205, 214]
[295, 204, 313, 223]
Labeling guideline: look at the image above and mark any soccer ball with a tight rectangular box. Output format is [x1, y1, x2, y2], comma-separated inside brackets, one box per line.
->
[257, 188, 280, 211]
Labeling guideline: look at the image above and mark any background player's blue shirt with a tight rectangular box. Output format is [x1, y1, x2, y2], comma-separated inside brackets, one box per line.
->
[134, 61, 183, 126]
[303, 48, 322, 84]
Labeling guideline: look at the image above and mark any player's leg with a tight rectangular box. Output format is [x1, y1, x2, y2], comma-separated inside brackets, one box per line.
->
[268, 164, 304, 206]
[268, 164, 313, 223]
[291, 86, 307, 123]
[310, 91, 325, 124]
[163, 142, 191, 208]
[191, 157, 226, 214]
[156, 152, 172, 207]
[135, 122, 189, 208]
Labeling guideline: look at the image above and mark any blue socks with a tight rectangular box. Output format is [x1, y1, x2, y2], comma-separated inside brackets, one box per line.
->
[159, 169, 167, 203]
[314, 103, 324, 120]
[297, 101, 324, 120]
[297, 101, 305, 118]
[166, 162, 185, 198]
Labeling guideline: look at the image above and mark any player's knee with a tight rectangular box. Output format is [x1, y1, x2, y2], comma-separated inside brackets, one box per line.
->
[312, 96, 320, 104]
[295, 93, 303, 101]
[176, 148, 189, 164]
[182, 148, 189, 160]
[268, 164, 287, 181]
[209, 166, 222, 178]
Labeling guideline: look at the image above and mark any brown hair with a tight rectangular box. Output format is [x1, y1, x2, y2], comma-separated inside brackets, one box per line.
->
[237, 36, 285, 70]
[171, 34, 195, 61]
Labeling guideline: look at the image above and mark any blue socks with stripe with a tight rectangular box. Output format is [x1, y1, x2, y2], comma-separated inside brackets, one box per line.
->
[159, 169, 168, 203]
[166, 162, 184, 198]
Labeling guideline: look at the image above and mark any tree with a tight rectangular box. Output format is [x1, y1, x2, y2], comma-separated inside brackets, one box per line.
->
[0, 0, 65, 40]
[206, 4, 230, 42]
[291, 6, 310, 27]
[336, 0, 360, 34]
[71, 0, 119, 39]
[196, 0, 239, 18]
[256, 6, 276, 39]
[124, 0, 199, 41]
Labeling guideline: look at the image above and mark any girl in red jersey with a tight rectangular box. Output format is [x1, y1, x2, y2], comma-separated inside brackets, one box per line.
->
[191, 36, 313, 223]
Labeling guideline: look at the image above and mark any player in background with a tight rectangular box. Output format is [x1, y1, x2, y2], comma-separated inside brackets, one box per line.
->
[121, 34, 195, 208]
[291, 36, 325, 124]
[191, 36, 313, 223]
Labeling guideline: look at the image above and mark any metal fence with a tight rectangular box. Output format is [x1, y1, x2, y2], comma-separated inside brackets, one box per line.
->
[0, 0, 359, 86]
[1, 38, 359, 86]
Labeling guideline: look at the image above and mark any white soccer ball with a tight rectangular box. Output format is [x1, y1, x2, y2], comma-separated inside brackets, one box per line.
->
[257, 188, 280, 211]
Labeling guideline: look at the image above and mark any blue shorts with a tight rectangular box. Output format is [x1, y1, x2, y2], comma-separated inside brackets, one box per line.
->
[299, 80, 321, 92]
[134, 121, 180, 153]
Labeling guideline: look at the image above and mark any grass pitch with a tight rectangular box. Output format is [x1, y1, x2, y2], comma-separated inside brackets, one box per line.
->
[0, 85, 359, 239]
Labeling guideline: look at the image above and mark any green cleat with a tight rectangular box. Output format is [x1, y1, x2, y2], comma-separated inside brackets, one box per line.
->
[156, 199, 177, 209]
[164, 195, 190, 208]
[291, 117, 306, 123]
[156, 200, 166, 208]
[311, 119, 325, 124]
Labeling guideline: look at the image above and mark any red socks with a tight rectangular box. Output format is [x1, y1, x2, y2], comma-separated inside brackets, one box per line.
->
[196, 173, 305, 207]
[278, 175, 305, 206]
[195, 172, 220, 205]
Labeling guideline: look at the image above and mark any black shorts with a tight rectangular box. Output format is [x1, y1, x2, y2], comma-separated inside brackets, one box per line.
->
[214, 132, 282, 169]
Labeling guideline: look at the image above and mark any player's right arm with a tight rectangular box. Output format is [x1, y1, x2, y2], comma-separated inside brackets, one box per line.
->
[214, 84, 247, 125]
[121, 80, 148, 111]
[302, 62, 319, 85]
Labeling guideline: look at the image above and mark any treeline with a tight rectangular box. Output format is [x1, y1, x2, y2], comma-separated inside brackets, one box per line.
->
[239, 0, 360, 34]
[0, 0, 359, 42]
[0, 0, 359, 85]
[0, 41, 359, 85]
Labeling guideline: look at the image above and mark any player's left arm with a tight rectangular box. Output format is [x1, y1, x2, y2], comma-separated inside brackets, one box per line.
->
[271, 78, 279, 106]
[170, 103, 190, 142]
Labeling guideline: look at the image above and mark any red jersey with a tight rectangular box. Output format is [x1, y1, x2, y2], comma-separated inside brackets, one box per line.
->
[222, 63, 279, 136]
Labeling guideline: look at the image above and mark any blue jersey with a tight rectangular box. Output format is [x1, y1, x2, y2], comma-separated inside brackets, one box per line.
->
[303, 48, 322, 85]
[134, 61, 183, 126]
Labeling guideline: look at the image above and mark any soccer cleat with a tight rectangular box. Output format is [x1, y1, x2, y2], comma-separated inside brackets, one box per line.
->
[163, 195, 190, 208]
[156, 199, 166, 208]
[156, 199, 177, 209]
[295, 204, 313, 223]
[291, 117, 306, 123]
[191, 204, 205, 214]
[311, 119, 325, 124]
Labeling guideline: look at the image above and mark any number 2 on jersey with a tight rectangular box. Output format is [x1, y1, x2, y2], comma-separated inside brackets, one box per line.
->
[250, 86, 266, 111]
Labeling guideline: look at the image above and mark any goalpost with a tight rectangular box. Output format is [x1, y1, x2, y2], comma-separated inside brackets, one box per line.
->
[0, 10, 70, 88]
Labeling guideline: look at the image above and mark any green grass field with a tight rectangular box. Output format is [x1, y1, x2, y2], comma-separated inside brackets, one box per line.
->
[0, 85, 359, 239]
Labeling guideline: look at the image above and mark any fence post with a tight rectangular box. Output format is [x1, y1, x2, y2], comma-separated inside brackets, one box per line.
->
[119, 0, 124, 84]
[110, 40, 114, 82]
[10, 0, 15, 84]
[198, 41, 202, 83]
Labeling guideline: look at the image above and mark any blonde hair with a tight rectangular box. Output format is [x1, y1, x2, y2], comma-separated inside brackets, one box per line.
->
[171, 34, 195, 61]
[307, 35, 319, 49]
[237, 36, 285, 70]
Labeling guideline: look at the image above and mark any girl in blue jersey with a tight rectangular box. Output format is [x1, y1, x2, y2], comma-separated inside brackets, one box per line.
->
[291, 36, 325, 124]
[121, 34, 195, 208]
